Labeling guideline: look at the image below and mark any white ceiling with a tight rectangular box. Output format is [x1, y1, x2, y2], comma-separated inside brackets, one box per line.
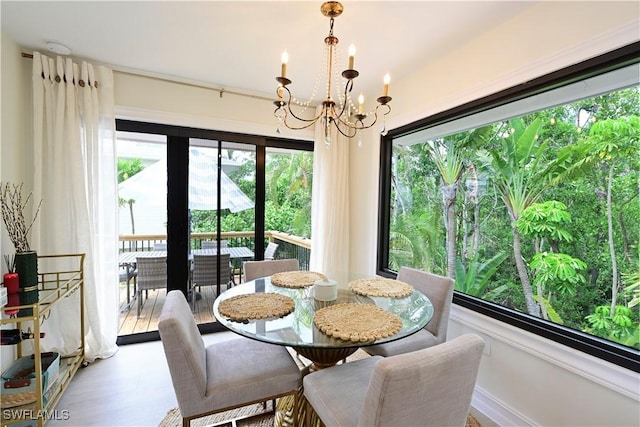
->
[2, 1, 536, 99]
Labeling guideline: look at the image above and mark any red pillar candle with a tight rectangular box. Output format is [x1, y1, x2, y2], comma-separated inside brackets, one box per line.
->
[3, 272, 19, 294]
[6, 292, 20, 316]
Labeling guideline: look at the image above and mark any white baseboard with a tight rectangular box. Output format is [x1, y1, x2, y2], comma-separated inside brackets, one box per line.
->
[472, 385, 536, 427]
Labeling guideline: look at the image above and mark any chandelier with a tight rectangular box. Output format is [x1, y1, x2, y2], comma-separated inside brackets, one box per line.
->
[274, 1, 392, 143]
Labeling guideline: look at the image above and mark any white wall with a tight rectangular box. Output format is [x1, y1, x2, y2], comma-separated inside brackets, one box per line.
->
[114, 71, 313, 140]
[1, 32, 32, 371]
[348, 2, 639, 426]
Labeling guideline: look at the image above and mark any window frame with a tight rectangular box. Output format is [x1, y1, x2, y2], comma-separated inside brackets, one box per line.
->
[376, 41, 640, 372]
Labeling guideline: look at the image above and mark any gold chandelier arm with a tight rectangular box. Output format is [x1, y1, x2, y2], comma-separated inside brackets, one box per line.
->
[276, 85, 324, 125]
[332, 102, 392, 134]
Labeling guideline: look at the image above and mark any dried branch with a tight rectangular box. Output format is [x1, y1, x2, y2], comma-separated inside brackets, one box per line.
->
[0, 182, 42, 253]
[3, 254, 15, 272]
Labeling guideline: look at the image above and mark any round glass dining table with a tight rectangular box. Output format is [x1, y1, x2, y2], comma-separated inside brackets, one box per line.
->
[212, 276, 434, 370]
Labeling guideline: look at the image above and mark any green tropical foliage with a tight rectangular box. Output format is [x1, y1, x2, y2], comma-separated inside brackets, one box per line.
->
[388, 85, 639, 349]
[117, 158, 145, 234]
[454, 252, 508, 299]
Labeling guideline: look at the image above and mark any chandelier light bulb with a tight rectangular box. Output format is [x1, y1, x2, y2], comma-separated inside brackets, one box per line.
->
[383, 73, 390, 96]
[348, 44, 356, 70]
[358, 93, 364, 114]
[281, 51, 289, 78]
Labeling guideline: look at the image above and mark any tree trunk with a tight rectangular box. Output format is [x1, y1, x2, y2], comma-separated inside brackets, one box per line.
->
[128, 200, 136, 234]
[606, 166, 618, 316]
[537, 282, 548, 320]
[462, 191, 469, 259]
[443, 184, 457, 280]
[512, 223, 540, 317]
[466, 163, 480, 259]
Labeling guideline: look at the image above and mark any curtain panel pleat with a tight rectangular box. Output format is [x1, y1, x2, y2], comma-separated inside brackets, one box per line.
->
[310, 107, 350, 283]
[31, 52, 118, 362]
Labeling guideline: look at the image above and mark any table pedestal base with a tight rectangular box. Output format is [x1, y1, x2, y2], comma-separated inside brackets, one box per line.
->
[294, 346, 358, 372]
[275, 346, 359, 426]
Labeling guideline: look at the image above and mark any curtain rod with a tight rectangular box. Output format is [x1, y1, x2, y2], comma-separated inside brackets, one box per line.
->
[21, 51, 274, 102]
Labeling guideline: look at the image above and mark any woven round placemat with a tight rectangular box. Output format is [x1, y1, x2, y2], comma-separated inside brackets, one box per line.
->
[271, 271, 327, 288]
[349, 278, 413, 298]
[218, 293, 295, 321]
[314, 303, 403, 343]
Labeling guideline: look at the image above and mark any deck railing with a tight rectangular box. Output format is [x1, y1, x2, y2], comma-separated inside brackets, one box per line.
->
[119, 231, 312, 270]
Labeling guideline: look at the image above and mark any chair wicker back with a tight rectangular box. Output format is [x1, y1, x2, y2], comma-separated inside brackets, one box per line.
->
[136, 256, 167, 317]
[264, 242, 279, 260]
[191, 253, 232, 297]
[201, 240, 228, 249]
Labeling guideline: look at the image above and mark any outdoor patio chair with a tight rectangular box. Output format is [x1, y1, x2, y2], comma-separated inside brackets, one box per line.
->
[159, 290, 302, 427]
[191, 253, 234, 300]
[264, 242, 279, 260]
[136, 256, 167, 317]
[118, 264, 137, 312]
[243, 258, 299, 282]
[200, 241, 235, 278]
[303, 334, 485, 427]
[363, 266, 454, 357]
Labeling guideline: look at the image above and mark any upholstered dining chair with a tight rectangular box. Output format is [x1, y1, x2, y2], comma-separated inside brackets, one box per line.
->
[158, 290, 302, 427]
[191, 253, 234, 297]
[363, 266, 455, 357]
[136, 256, 167, 317]
[303, 334, 485, 427]
[243, 258, 299, 282]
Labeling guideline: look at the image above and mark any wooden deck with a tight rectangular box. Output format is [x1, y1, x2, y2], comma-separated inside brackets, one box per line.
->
[118, 282, 224, 336]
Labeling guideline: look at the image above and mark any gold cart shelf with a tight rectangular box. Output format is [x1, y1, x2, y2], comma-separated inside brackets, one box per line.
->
[1, 253, 85, 427]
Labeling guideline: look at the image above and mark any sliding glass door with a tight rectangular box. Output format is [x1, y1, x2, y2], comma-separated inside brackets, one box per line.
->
[115, 119, 313, 342]
[188, 139, 257, 326]
[116, 131, 168, 337]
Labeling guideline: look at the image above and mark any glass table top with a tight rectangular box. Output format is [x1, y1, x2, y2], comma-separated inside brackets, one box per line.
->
[213, 277, 434, 350]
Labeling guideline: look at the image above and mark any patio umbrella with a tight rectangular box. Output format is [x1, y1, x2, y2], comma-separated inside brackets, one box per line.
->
[187, 148, 254, 212]
[118, 148, 254, 234]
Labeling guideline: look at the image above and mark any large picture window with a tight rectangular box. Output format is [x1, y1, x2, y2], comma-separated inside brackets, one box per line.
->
[378, 44, 639, 371]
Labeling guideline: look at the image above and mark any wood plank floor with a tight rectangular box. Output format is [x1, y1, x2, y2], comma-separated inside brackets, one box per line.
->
[118, 281, 229, 335]
[47, 333, 499, 427]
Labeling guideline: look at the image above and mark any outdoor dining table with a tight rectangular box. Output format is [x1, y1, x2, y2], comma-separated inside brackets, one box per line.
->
[212, 275, 433, 426]
[118, 247, 255, 265]
[118, 247, 255, 310]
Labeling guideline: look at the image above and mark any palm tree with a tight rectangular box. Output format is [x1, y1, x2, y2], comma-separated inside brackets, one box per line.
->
[488, 118, 567, 317]
[429, 140, 464, 279]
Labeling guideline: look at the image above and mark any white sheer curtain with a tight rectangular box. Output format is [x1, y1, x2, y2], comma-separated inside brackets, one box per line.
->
[31, 52, 119, 362]
[310, 113, 350, 283]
